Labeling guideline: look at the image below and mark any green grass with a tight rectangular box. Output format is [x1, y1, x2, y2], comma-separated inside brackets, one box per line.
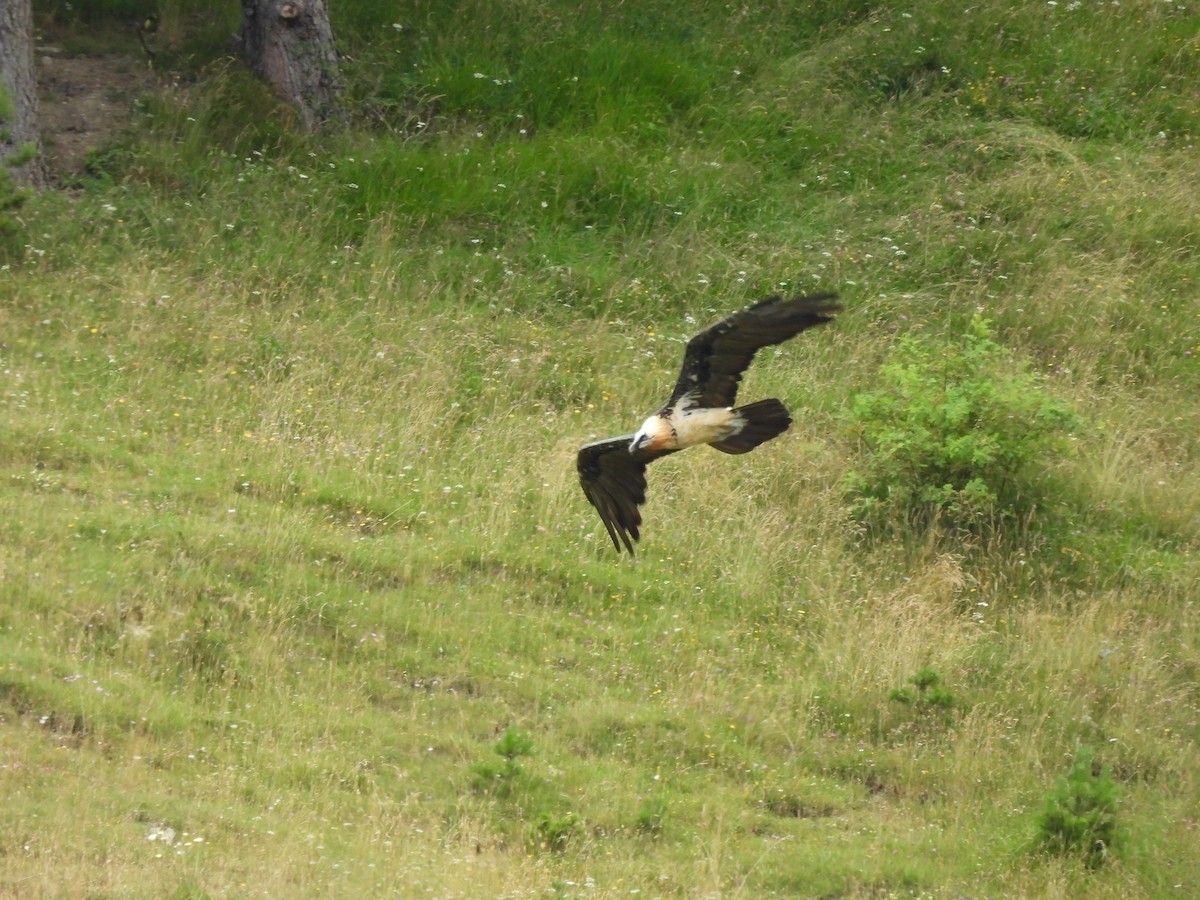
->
[4, 0, 1199, 895]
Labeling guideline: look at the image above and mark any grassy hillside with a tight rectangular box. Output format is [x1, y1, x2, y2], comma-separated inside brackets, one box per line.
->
[4, 0, 1198, 895]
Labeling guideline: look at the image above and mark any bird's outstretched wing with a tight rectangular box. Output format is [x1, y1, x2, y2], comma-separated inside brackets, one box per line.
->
[577, 437, 678, 554]
[667, 293, 840, 410]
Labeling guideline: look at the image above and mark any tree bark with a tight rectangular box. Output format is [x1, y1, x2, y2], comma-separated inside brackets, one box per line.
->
[0, 0, 47, 188]
[240, 0, 341, 131]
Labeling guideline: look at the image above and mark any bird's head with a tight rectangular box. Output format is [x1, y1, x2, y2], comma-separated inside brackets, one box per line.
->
[630, 415, 673, 453]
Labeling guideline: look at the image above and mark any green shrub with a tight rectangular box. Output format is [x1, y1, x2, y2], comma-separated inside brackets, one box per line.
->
[634, 796, 668, 835]
[469, 725, 534, 796]
[843, 315, 1081, 530]
[529, 811, 576, 853]
[468, 726, 578, 854]
[889, 667, 954, 710]
[1035, 746, 1120, 867]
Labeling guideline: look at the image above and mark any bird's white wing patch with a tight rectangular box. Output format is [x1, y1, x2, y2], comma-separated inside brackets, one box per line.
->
[673, 388, 702, 411]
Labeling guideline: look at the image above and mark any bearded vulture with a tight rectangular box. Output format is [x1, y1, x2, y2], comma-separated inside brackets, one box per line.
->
[576, 293, 840, 554]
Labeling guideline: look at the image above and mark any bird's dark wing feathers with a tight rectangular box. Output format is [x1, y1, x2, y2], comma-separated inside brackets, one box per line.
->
[667, 293, 840, 410]
[577, 437, 678, 554]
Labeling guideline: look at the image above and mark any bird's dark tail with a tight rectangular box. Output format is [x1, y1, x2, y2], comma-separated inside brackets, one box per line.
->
[709, 398, 792, 455]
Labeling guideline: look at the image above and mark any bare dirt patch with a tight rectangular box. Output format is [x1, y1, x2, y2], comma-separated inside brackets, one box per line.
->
[36, 47, 155, 179]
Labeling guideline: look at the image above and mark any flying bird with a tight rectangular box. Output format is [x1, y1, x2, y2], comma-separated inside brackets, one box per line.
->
[577, 293, 840, 553]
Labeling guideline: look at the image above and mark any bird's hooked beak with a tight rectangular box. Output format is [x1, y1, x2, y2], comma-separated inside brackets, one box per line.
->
[629, 434, 647, 453]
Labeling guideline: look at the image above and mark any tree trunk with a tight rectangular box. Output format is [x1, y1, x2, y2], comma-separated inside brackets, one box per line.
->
[0, 0, 47, 188]
[240, 0, 340, 131]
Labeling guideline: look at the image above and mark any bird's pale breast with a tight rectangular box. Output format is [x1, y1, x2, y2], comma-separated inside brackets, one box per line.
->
[670, 407, 740, 448]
